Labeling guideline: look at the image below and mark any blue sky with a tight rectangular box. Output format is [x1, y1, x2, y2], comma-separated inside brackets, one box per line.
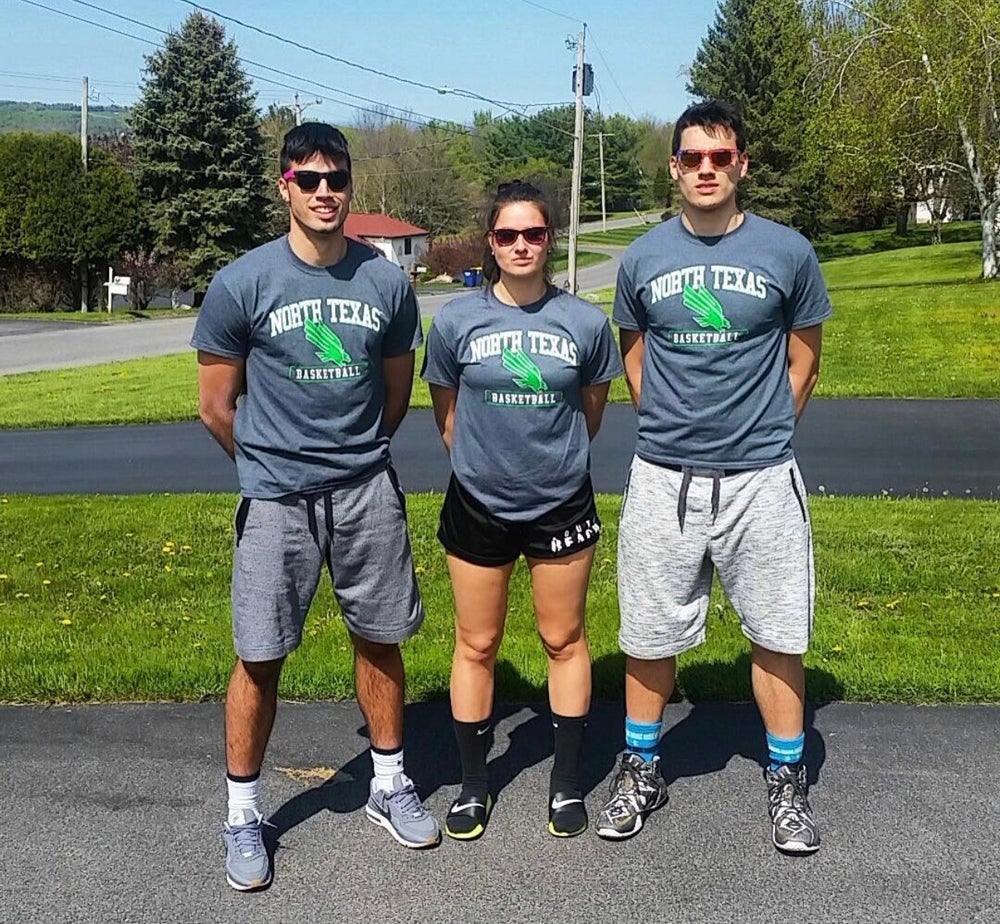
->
[1, 0, 720, 127]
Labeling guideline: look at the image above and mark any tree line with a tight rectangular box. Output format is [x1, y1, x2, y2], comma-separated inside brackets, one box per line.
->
[1, 0, 997, 313]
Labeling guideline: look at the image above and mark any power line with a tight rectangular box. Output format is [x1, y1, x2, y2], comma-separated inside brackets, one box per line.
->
[179, 0, 543, 118]
[588, 31, 640, 119]
[16, 0, 579, 152]
[517, 0, 581, 24]
[16, 0, 471, 134]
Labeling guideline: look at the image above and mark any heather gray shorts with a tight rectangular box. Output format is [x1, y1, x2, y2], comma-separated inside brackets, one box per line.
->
[231, 465, 424, 661]
[618, 455, 815, 658]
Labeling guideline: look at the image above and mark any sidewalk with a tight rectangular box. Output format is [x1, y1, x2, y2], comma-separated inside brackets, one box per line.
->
[1, 701, 996, 923]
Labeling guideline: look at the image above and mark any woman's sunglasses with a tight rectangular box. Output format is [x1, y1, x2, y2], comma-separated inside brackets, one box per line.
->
[490, 226, 549, 247]
[675, 148, 742, 170]
[282, 169, 351, 192]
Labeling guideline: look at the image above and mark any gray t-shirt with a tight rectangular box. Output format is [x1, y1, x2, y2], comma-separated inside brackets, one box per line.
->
[421, 286, 622, 521]
[191, 236, 422, 497]
[613, 213, 831, 468]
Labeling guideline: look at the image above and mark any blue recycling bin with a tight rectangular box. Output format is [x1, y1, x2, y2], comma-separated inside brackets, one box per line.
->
[462, 270, 476, 287]
[474, 268, 483, 285]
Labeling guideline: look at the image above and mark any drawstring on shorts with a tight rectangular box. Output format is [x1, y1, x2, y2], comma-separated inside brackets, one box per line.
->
[676, 467, 724, 532]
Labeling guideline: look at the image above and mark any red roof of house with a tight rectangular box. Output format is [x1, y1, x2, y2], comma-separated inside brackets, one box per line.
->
[344, 213, 427, 239]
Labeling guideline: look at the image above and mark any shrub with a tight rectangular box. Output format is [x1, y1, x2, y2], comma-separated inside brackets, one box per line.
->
[424, 232, 483, 277]
[0, 261, 72, 313]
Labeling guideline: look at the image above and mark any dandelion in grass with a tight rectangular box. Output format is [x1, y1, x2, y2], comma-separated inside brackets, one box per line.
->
[0, 574, 8, 581]
[60, 618, 72, 626]
[42, 579, 52, 586]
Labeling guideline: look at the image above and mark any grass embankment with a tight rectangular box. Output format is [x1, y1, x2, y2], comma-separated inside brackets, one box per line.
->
[0, 308, 195, 323]
[1, 241, 997, 427]
[0, 493, 996, 704]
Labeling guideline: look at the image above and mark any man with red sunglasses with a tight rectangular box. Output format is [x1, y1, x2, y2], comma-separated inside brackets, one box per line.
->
[192, 122, 439, 892]
[597, 100, 830, 855]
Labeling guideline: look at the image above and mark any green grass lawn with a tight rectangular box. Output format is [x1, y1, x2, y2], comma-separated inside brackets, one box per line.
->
[822, 241, 983, 289]
[0, 493, 996, 704]
[551, 249, 610, 272]
[813, 222, 982, 262]
[817, 282, 999, 397]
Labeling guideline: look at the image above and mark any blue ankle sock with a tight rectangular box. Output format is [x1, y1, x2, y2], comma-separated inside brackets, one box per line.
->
[625, 717, 662, 762]
[766, 731, 805, 771]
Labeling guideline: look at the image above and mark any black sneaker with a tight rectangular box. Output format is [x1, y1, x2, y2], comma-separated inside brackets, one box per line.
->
[765, 764, 820, 854]
[595, 753, 668, 840]
[548, 791, 588, 838]
[445, 793, 493, 841]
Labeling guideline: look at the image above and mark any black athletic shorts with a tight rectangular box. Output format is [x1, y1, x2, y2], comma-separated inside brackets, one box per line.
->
[438, 475, 601, 566]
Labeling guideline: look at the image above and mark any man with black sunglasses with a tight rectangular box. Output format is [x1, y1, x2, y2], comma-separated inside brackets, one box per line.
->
[192, 122, 439, 892]
[597, 100, 831, 855]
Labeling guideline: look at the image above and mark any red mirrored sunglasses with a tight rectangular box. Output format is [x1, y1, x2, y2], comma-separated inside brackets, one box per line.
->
[490, 226, 549, 247]
[675, 148, 742, 170]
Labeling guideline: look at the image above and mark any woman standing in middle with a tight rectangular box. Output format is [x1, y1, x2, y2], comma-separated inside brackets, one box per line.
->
[421, 180, 622, 840]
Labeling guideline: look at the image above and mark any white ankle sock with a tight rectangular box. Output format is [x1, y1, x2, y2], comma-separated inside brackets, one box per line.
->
[226, 775, 262, 826]
[370, 748, 405, 793]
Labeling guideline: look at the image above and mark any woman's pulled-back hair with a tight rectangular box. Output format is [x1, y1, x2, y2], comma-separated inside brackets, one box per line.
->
[481, 179, 555, 285]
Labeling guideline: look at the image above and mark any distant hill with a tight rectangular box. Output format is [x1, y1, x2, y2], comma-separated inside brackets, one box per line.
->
[0, 101, 129, 136]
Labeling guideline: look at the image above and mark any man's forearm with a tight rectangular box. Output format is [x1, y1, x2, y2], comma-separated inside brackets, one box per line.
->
[202, 410, 236, 459]
[789, 368, 819, 422]
[381, 394, 409, 438]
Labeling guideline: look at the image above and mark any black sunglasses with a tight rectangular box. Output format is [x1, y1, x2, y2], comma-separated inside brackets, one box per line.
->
[282, 169, 350, 192]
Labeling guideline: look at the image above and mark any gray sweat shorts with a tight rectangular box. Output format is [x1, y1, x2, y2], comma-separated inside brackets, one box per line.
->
[231, 465, 425, 661]
[617, 455, 815, 658]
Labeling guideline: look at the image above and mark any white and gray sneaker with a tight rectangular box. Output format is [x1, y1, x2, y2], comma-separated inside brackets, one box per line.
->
[595, 753, 669, 840]
[365, 773, 441, 848]
[223, 810, 273, 892]
[765, 764, 820, 854]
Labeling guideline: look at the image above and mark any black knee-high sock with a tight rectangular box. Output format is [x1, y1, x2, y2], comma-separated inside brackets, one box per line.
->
[453, 717, 491, 800]
[550, 712, 587, 797]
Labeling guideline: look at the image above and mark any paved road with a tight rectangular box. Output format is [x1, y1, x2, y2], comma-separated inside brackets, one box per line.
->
[0, 250, 624, 376]
[1, 701, 996, 924]
[2, 400, 998, 498]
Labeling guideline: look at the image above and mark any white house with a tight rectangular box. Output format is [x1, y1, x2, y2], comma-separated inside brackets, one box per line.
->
[344, 214, 428, 276]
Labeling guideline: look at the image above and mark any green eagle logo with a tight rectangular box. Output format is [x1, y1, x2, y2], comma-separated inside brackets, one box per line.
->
[682, 284, 732, 333]
[304, 317, 352, 366]
[501, 348, 548, 393]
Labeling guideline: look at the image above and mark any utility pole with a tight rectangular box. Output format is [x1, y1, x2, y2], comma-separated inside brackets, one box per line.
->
[80, 76, 89, 313]
[567, 26, 587, 295]
[291, 92, 322, 126]
[597, 131, 615, 233]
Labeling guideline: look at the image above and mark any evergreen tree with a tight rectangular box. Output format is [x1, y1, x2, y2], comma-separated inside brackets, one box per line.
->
[129, 12, 268, 294]
[687, 0, 824, 235]
[652, 166, 672, 208]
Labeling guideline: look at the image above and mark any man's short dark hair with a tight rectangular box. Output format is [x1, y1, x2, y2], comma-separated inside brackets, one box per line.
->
[672, 100, 747, 155]
[280, 122, 352, 175]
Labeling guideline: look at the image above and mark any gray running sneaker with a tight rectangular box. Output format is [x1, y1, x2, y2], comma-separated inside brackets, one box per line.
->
[765, 764, 821, 854]
[595, 753, 669, 840]
[365, 773, 441, 849]
[222, 811, 273, 891]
